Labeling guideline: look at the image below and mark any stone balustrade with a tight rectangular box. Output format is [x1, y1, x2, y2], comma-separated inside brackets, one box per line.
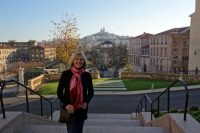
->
[28, 74, 44, 91]
[120, 71, 200, 82]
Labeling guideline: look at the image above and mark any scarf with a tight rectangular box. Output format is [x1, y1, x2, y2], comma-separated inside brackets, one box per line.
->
[69, 66, 85, 110]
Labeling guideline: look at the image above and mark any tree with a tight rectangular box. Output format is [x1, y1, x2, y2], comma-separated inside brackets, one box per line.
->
[24, 68, 45, 84]
[51, 13, 79, 65]
[109, 45, 128, 69]
[85, 50, 99, 68]
[9, 61, 44, 73]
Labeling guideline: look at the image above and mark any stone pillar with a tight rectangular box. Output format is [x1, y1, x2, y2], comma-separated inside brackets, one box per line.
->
[18, 67, 24, 93]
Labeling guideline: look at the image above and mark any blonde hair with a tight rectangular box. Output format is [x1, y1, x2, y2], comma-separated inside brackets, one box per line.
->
[69, 52, 87, 68]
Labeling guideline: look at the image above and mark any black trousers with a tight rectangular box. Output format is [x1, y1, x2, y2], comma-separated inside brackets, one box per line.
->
[67, 117, 84, 133]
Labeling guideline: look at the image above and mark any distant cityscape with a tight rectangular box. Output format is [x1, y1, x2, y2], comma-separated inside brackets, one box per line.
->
[0, 0, 200, 79]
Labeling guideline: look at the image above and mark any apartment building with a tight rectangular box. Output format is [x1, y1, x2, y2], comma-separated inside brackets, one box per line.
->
[28, 45, 57, 66]
[149, 27, 190, 73]
[188, 0, 200, 74]
[128, 33, 152, 72]
[0, 40, 36, 61]
[0, 47, 17, 73]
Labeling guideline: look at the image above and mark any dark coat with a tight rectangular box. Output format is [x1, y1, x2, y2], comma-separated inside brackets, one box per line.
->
[57, 69, 94, 121]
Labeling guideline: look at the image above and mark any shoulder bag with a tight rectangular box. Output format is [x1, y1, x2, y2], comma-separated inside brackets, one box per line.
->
[59, 108, 70, 123]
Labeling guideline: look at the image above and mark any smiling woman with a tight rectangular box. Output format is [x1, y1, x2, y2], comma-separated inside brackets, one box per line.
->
[69, 52, 86, 70]
[57, 52, 94, 133]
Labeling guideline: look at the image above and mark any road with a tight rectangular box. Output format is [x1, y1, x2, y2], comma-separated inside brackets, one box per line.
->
[3, 89, 200, 116]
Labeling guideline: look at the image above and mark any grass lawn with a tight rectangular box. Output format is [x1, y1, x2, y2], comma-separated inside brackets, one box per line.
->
[36, 82, 58, 95]
[123, 80, 175, 91]
[37, 78, 200, 95]
[123, 79, 200, 91]
[37, 79, 99, 95]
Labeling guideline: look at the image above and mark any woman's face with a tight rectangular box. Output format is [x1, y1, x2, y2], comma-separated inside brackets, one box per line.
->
[73, 56, 85, 69]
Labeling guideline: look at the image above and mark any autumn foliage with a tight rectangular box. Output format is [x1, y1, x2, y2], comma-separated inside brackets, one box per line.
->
[51, 13, 79, 65]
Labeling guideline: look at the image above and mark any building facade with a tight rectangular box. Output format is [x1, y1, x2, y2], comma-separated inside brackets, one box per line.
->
[0, 40, 36, 61]
[149, 27, 190, 73]
[188, 0, 200, 74]
[128, 33, 152, 72]
[28, 45, 57, 66]
[0, 47, 17, 73]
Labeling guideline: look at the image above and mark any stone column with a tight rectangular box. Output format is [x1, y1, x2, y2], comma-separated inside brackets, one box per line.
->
[17, 67, 24, 94]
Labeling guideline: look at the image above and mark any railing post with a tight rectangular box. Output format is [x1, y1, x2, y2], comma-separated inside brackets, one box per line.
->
[0, 81, 6, 118]
[167, 89, 170, 113]
[145, 96, 147, 112]
[40, 97, 43, 116]
[151, 103, 153, 120]
[25, 86, 29, 113]
[50, 102, 53, 120]
[157, 97, 160, 117]
[184, 91, 189, 121]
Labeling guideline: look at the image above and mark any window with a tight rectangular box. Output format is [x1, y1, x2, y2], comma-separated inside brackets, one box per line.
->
[157, 38, 159, 45]
[165, 37, 167, 45]
[157, 48, 159, 56]
[164, 48, 167, 57]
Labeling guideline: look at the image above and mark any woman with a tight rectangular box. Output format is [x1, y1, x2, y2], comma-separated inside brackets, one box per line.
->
[57, 52, 94, 133]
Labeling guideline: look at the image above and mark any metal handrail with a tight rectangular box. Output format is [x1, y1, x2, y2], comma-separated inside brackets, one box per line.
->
[0, 79, 57, 119]
[136, 79, 189, 121]
[136, 94, 153, 119]
[0, 81, 6, 118]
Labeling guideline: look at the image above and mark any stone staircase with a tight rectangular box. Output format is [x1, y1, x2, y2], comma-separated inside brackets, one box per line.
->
[3, 110, 200, 133]
[83, 113, 170, 133]
[94, 79, 127, 91]
[0, 111, 172, 133]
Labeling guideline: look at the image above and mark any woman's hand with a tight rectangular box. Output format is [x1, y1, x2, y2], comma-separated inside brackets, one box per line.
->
[66, 104, 74, 114]
[82, 102, 87, 109]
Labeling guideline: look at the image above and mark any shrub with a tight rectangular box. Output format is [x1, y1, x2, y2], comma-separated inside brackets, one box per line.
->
[171, 108, 179, 113]
[189, 106, 199, 111]
[151, 108, 157, 114]
[154, 112, 165, 118]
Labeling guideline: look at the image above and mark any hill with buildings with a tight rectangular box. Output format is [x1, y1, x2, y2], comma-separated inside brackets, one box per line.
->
[79, 28, 129, 48]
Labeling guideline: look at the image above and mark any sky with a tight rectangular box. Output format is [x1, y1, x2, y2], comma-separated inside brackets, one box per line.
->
[0, 0, 195, 42]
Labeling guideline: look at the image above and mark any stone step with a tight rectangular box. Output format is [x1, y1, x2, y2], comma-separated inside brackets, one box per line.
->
[88, 113, 134, 120]
[52, 112, 133, 122]
[19, 125, 170, 133]
[94, 87, 127, 91]
[85, 119, 142, 126]
[94, 86, 126, 88]
[16, 125, 67, 133]
[84, 126, 170, 133]
[94, 83, 125, 86]
[94, 80, 125, 87]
